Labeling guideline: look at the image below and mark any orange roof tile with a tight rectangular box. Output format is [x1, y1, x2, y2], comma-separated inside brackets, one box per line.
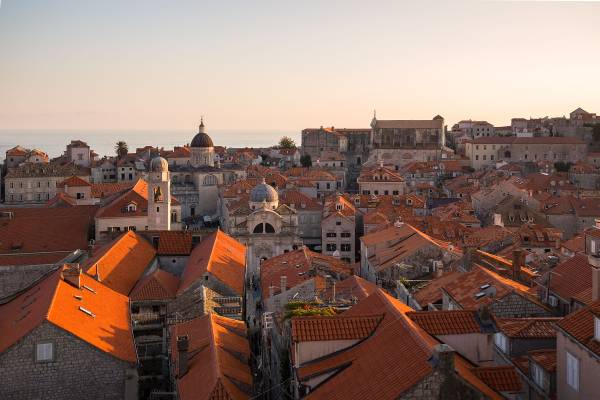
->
[260, 248, 353, 299]
[57, 175, 91, 187]
[471, 366, 522, 392]
[130, 268, 180, 301]
[292, 314, 382, 342]
[494, 317, 560, 338]
[91, 182, 134, 199]
[85, 231, 156, 296]
[179, 230, 246, 296]
[556, 300, 600, 358]
[442, 264, 538, 309]
[543, 253, 593, 304]
[298, 289, 503, 400]
[157, 231, 193, 255]
[170, 314, 251, 400]
[322, 275, 378, 303]
[413, 271, 462, 306]
[0, 206, 97, 266]
[407, 310, 486, 335]
[0, 266, 136, 362]
[528, 349, 557, 372]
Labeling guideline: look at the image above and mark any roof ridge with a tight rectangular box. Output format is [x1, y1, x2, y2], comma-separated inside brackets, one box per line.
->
[44, 269, 63, 320]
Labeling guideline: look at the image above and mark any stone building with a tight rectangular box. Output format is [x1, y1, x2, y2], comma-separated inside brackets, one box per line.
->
[465, 136, 587, 170]
[357, 162, 406, 196]
[321, 194, 358, 262]
[0, 265, 138, 400]
[168, 122, 246, 221]
[65, 140, 93, 167]
[369, 114, 446, 166]
[222, 179, 302, 275]
[4, 162, 90, 204]
[95, 178, 182, 240]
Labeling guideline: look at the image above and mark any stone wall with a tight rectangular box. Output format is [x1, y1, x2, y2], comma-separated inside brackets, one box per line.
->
[0, 321, 136, 400]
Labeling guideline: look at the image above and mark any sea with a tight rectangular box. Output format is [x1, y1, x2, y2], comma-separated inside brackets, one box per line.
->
[0, 129, 300, 161]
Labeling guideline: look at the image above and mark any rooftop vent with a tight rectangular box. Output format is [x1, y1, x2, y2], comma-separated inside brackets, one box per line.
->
[475, 292, 486, 299]
[79, 306, 95, 318]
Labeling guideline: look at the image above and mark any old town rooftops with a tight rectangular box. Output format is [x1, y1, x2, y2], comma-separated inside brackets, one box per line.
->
[0, 266, 136, 362]
[179, 230, 246, 296]
[170, 313, 251, 400]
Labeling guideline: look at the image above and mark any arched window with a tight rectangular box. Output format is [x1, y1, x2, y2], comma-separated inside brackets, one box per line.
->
[203, 174, 217, 186]
[172, 175, 179, 184]
[253, 223, 264, 233]
[185, 175, 192, 184]
[264, 223, 275, 233]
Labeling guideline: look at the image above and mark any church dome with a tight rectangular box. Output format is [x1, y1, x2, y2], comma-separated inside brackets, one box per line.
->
[250, 178, 278, 203]
[150, 156, 169, 172]
[190, 118, 214, 148]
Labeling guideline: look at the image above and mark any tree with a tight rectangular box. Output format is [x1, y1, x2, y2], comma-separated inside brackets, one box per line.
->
[300, 154, 312, 168]
[278, 136, 296, 149]
[115, 141, 129, 159]
[554, 161, 573, 172]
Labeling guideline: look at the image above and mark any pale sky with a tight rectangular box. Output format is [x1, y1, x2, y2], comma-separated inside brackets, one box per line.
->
[1, 0, 599, 130]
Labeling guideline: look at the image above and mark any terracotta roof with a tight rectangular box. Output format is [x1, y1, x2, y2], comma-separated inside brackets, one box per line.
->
[298, 289, 502, 400]
[5, 161, 90, 179]
[170, 314, 251, 400]
[292, 314, 383, 342]
[130, 268, 180, 301]
[543, 253, 593, 304]
[441, 264, 538, 309]
[322, 275, 378, 303]
[494, 317, 560, 338]
[91, 182, 134, 199]
[5, 145, 29, 156]
[373, 118, 444, 129]
[57, 175, 91, 188]
[85, 231, 156, 296]
[556, 300, 600, 358]
[0, 206, 97, 266]
[179, 230, 246, 296]
[157, 231, 193, 255]
[407, 310, 487, 335]
[413, 271, 462, 306]
[280, 190, 322, 211]
[358, 165, 405, 183]
[528, 349, 557, 372]
[260, 247, 353, 299]
[471, 366, 522, 392]
[0, 266, 136, 362]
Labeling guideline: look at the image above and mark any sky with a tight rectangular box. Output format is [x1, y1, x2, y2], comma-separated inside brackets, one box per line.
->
[1, 0, 600, 131]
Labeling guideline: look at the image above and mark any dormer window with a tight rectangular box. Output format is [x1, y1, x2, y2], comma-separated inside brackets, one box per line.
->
[126, 202, 137, 212]
[336, 204, 343, 211]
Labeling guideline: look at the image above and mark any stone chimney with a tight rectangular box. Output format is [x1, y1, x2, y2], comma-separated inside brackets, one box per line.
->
[177, 335, 190, 378]
[512, 249, 523, 280]
[462, 246, 479, 271]
[431, 344, 455, 376]
[589, 255, 600, 302]
[280, 275, 287, 292]
[62, 264, 81, 289]
[477, 305, 493, 328]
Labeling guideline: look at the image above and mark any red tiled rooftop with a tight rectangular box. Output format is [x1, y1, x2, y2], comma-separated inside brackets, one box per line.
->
[292, 314, 382, 342]
[494, 317, 560, 338]
[528, 349, 557, 372]
[556, 300, 600, 358]
[130, 268, 180, 301]
[471, 366, 522, 392]
[407, 310, 485, 335]
[157, 231, 193, 255]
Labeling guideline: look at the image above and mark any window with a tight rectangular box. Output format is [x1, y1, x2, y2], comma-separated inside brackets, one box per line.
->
[36, 342, 54, 362]
[494, 332, 508, 353]
[393, 190, 399, 195]
[531, 363, 545, 388]
[326, 243, 337, 251]
[341, 244, 351, 252]
[566, 352, 579, 391]
[341, 232, 351, 238]
[326, 232, 337, 238]
[475, 155, 479, 160]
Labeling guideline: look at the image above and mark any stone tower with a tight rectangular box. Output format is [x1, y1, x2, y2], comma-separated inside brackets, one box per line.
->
[148, 156, 171, 231]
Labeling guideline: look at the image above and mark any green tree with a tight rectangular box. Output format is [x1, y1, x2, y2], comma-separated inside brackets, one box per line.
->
[278, 136, 296, 149]
[300, 154, 312, 168]
[115, 141, 129, 159]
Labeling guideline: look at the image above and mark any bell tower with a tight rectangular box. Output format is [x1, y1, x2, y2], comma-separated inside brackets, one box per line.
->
[148, 156, 171, 231]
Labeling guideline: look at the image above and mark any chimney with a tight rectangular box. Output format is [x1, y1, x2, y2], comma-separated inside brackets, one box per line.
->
[269, 286, 275, 297]
[462, 246, 479, 271]
[177, 335, 190, 377]
[87, 241, 94, 258]
[512, 249, 523, 280]
[280, 275, 287, 292]
[431, 344, 455, 376]
[477, 305, 493, 327]
[62, 264, 81, 289]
